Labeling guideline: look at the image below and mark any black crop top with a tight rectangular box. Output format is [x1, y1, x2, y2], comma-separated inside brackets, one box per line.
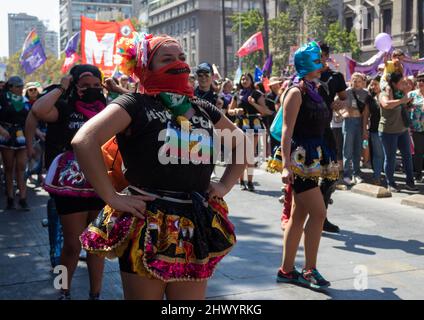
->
[113, 93, 222, 192]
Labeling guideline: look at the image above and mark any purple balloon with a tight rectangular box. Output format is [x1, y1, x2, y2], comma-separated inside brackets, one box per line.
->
[375, 33, 392, 52]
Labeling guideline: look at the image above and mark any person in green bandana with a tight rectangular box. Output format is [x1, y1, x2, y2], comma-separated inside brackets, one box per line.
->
[0, 76, 31, 210]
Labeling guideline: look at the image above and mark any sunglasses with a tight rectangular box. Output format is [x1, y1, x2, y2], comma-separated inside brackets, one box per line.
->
[27, 88, 38, 92]
[418, 79, 424, 83]
[197, 73, 210, 78]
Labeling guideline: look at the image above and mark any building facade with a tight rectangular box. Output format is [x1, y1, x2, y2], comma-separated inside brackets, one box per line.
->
[45, 30, 59, 58]
[59, 0, 134, 51]
[342, 0, 418, 59]
[8, 13, 47, 57]
[143, 0, 265, 75]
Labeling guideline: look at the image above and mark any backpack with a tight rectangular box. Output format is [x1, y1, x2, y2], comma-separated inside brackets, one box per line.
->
[101, 136, 129, 192]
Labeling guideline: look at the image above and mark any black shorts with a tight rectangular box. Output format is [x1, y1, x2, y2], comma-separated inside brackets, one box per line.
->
[51, 195, 105, 215]
[292, 177, 319, 194]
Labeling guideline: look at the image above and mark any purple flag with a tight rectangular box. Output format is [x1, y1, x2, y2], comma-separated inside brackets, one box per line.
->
[19, 29, 47, 74]
[64, 32, 80, 57]
[262, 54, 273, 76]
[345, 51, 384, 80]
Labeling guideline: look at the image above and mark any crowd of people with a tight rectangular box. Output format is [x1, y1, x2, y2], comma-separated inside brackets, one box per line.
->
[0, 31, 423, 299]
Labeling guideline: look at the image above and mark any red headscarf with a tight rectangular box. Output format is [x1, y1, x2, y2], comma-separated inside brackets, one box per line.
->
[134, 35, 194, 97]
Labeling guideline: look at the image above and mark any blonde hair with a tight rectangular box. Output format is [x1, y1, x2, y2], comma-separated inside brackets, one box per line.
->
[351, 72, 366, 82]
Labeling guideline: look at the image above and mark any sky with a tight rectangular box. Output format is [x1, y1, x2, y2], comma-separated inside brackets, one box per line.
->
[0, 0, 60, 58]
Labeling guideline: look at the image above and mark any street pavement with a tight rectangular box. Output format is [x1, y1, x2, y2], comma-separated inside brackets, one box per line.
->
[1, 166, 424, 300]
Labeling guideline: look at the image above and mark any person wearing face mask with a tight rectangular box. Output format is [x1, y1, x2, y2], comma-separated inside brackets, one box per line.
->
[277, 42, 338, 290]
[73, 34, 246, 300]
[30, 64, 107, 300]
[0, 76, 31, 210]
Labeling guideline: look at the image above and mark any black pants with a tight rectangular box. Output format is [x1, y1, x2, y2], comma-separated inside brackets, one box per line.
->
[412, 131, 424, 178]
[320, 127, 338, 210]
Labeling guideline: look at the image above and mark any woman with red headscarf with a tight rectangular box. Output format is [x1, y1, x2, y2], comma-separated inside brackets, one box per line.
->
[74, 34, 247, 299]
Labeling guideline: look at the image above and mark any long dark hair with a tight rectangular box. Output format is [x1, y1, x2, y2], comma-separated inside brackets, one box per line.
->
[387, 72, 404, 98]
[238, 73, 255, 91]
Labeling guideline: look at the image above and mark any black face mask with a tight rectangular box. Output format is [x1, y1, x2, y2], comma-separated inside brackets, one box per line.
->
[79, 87, 106, 104]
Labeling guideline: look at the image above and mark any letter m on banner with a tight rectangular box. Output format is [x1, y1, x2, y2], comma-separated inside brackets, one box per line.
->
[81, 16, 134, 77]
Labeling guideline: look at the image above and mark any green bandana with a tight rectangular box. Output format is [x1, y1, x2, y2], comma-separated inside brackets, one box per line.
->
[7, 92, 25, 112]
[159, 92, 192, 117]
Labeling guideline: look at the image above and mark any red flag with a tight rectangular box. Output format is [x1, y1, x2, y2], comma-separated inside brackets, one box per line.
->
[81, 16, 135, 77]
[61, 53, 80, 74]
[237, 32, 264, 57]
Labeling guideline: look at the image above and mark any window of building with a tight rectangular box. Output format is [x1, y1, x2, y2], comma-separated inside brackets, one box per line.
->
[183, 37, 188, 51]
[405, 0, 413, 32]
[191, 34, 196, 49]
[363, 12, 372, 43]
[383, 8, 392, 34]
[190, 16, 196, 30]
[345, 16, 353, 32]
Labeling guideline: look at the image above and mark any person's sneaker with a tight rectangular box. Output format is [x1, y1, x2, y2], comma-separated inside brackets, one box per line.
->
[247, 181, 255, 192]
[58, 290, 71, 300]
[276, 268, 301, 284]
[404, 183, 419, 192]
[240, 180, 247, 191]
[18, 199, 30, 211]
[388, 185, 401, 193]
[299, 268, 331, 290]
[88, 292, 100, 300]
[353, 175, 363, 184]
[343, 177, 353, 186]
[6, 197, 15, 210]
[323, 219, 340, 233]
[278, 194, 285, 204]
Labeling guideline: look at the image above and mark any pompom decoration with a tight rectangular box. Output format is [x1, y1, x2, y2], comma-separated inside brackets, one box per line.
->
[114, 32, 145, 78]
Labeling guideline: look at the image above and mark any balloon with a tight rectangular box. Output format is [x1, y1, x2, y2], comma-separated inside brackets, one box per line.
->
[375, 33, 392, 52]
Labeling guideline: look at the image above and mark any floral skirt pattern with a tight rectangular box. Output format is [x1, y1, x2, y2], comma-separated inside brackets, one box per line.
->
[80, 189, 236, 282]
[266, 136, 339, 181]
[290, 136, 339, 181]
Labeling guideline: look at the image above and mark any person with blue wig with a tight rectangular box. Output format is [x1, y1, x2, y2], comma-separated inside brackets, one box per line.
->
[275, 41, 339, 290]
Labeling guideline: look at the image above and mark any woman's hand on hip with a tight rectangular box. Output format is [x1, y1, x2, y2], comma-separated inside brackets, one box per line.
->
[207, 181, 229, 199]
[282, 166, 294, 185]
[108, 193, 156, 219]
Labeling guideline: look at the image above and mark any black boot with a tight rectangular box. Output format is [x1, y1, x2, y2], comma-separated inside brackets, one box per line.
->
[323, 218, 340, 233]
[247, 181, 255, 192]
[240, 180, 247, 191]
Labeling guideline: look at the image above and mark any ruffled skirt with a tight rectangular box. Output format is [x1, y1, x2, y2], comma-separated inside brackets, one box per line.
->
[80, 188, 236, 282]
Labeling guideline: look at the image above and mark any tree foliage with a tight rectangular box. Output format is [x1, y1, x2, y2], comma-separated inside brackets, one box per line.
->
[324, 22, 361, 60]
[229, 1, 359, 76]
[231, 9, 265, 74]
[1, 52, 65, 86]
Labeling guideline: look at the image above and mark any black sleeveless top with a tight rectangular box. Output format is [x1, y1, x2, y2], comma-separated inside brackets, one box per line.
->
[290, 86, 330, 139]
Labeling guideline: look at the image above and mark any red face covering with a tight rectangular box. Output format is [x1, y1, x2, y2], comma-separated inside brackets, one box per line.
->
[142, 60, 194, 97]
[134, 36, 194, 97]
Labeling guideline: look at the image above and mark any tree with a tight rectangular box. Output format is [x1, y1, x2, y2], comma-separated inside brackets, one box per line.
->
[269, 11, 298, 76]
[324, 22, 361, 60]
[3, 52, 65, 86]
[231, 9, 265, 74]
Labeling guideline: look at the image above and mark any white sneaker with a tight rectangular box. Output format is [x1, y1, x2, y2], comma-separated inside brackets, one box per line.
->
[353, 176, 363, 184]
[343, 177, 353, 186]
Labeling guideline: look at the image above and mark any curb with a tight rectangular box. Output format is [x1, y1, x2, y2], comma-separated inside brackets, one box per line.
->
[351, 183, 392, 198]
[401, 194, 424, 209]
